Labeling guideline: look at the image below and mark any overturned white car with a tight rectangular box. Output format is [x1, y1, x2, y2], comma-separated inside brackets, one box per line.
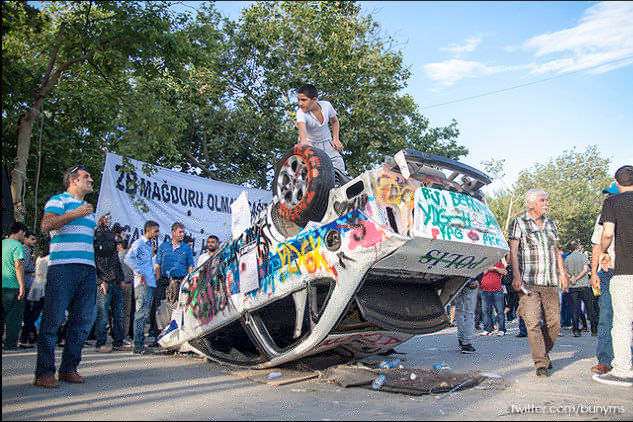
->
[157, 145, 509, 367]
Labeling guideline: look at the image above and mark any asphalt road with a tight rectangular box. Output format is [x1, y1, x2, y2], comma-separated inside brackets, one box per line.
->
[3, 320, 632, 421]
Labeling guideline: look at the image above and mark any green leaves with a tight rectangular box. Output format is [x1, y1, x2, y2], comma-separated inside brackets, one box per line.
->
[4, 0, 466, 231]
[485, 146, 612, 249]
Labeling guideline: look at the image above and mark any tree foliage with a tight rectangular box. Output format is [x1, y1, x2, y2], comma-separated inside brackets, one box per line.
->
[485, 146, 612, 250]
[2, 0, 466, 233]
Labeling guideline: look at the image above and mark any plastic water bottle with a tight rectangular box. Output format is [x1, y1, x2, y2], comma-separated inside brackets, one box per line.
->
[371, 374, 386, 390]
[378, 358, 401, 369]
[433, 361, 451, 371]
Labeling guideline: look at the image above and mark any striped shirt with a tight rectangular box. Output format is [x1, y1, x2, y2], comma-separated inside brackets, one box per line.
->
[44, 192, 96, 267]
[509, 212, 560, 287]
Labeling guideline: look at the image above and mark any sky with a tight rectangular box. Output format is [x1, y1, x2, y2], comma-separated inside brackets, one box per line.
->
[207, 1, 632, 194]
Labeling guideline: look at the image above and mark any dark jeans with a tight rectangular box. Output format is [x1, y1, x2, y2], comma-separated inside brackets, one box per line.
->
[2, 288, 25, 348]
[94, 283, 125, 347]
[19, 294, 44, 344]
[481, 289, 506, 333]
[596, 270, 614, 366]
[35, 264, 96, 378]
[560, 290, 572, 326]
[569, 286, 597, 333]
[149, 278, 170, 338]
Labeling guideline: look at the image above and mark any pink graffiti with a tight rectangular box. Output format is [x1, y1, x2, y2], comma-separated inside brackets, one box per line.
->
[432, 227, 440, 240]
[348, 219, 386, 250]
[467, 230, 479, 242]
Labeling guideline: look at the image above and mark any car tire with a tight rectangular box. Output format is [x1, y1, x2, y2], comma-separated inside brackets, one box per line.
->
[273, 144, 334, 227]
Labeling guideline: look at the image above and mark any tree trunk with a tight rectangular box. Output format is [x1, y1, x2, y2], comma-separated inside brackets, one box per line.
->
[9, 22, 94, 221]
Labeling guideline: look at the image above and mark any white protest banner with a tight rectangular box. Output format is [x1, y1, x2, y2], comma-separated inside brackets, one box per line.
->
[95, 152, 272, 259]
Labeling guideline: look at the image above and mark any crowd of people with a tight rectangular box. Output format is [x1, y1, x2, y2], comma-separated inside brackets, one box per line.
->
[1, 164, 221, 388]
[2, 84, 630, 391]
[450, 168, 632, 388]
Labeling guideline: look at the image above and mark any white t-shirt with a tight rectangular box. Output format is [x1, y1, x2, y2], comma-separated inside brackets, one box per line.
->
[296, 100, 337, 143]
[196, 251, 211, 268]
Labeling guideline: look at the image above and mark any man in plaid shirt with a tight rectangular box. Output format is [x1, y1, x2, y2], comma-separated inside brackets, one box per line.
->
[510, 189, 569, 378]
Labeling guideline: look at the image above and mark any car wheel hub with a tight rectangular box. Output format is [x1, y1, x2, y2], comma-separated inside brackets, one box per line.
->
[276, 155, 309, 208]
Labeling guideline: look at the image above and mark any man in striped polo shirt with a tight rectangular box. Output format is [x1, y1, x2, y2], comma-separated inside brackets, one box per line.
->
[510, 189, 569, 378]
[34, 164, 97, 388]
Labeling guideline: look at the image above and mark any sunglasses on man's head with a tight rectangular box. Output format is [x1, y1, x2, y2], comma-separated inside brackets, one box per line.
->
[69, 164, 87, 174]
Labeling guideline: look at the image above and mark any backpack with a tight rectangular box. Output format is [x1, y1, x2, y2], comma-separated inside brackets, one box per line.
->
[94, 229, 117, 258]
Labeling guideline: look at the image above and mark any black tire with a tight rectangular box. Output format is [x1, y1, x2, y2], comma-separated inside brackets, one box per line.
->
[273, 144, 334, 227]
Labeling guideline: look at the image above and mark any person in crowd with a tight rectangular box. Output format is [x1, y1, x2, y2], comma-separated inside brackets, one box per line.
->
[2, 222, 27, 351]
[26, 242, 50, 336]
[296, 83, 345, 173]
[196, 235, 220, 267]
[118, 237, 135, 342]
[35, 164, 97, 388]
[454, 274, 481, 354]
[93, 214, 129, 352]
[478, 259, 508, 336]
[590, 182, 618, 375]
[151, 222, 194, 346]
[125, 220, 160, 355]
[592, 165, 633, 388]
[18, 231, 38, 347]
[564, 239, 597, 337]
[510, 189, 568, 378]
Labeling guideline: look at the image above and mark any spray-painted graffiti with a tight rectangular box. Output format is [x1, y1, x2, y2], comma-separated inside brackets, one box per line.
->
[185, 260, 232, 325]
[418, 249, 488, 271]
[415, 187, 507, 248]
[333, 193, 370, 217]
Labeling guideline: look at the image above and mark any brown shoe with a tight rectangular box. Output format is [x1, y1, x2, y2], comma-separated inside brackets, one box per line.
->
[58, 370, 85, 383]
[591, 363, 612, 374]
[34, 374, 60, 388]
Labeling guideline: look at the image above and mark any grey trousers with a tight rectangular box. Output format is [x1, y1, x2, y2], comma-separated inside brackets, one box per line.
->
[455, 285, 478, 345]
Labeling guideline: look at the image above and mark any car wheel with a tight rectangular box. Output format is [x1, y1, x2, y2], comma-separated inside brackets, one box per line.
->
[273, 144, 334, 227]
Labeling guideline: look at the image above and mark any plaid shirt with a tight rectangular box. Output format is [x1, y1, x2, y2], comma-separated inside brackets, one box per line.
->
[509, 212, 560, 286]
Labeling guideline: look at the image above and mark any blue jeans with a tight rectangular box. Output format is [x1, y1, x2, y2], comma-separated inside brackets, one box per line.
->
[95, 283, 125, 347]
[560, 290, 572, 326]
[133, 285, 154, 350]
[518, 316, 527, 336]
[481, 289, 506, 333]
[596, 270, 614, 367]
[35, 264, 96, 378]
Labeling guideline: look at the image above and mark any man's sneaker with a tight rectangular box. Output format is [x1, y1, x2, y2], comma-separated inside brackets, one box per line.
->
[496, 331, 505, 337]
[460, 344, 476, 354]
[478, 331, 491, 336]
[592, 373, 633, 387]
[18, 342, 34, 349]
[572, 330, 581, 337]
[112, 343, 132, 351]
[591, 363, 612, 374]
[95, 345, 112, 353]
[536, 367, 549, 378]
[133, 348, 154, 355]
[516, 333, 527, 338]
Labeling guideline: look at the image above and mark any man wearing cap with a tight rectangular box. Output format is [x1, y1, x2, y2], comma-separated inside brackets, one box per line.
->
[589, 182, 618, 375]
[592, 166, 633, 388]
[35, 164, 97, 388]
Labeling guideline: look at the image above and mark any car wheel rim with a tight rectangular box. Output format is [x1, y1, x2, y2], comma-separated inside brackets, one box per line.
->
[277, 155, 309, 209]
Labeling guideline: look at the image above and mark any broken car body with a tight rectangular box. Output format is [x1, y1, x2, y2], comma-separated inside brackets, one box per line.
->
[157, 146, 509, 368]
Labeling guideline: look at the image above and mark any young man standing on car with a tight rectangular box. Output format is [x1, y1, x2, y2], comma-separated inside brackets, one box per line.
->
[510, 189, 568, 378]
[296, 83, 345, 173]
